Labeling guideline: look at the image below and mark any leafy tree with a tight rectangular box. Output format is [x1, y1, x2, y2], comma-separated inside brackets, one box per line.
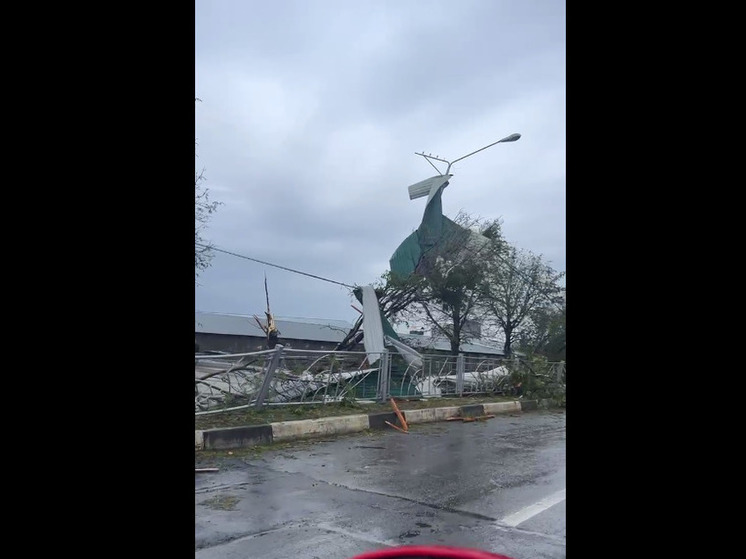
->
[515, 290, 566, 361]
[337, 213, 501, 355]
[481, 246, 565, 357]
[396, 212, 505, 355]
[345, 200, 565, 363]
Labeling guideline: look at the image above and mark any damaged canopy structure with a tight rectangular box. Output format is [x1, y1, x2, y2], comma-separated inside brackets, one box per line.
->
[358, 169, 490, 367]
[353, 284, 423, 368]
[390, 133, 519, 281]
[389, 173, 453, 279]
[195, 137, 521, 411]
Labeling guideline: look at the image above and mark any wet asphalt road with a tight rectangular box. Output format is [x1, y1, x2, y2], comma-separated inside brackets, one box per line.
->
[195, 409, 566, 559]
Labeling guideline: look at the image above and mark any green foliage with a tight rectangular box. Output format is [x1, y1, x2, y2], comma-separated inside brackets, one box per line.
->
[398, 213, 505, 354]
[339, 393, 361, 408]
[516, 293, 566, 361]
[505, 356, 565, 406]
[382, 209, 565, 360]
[482, 246, 565, 357]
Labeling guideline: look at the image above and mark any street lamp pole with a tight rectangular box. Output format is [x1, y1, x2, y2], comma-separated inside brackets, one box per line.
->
[415, 133, 521, 176]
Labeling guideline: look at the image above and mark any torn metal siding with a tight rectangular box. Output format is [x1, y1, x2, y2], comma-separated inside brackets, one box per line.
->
[361, 285, 384, 364]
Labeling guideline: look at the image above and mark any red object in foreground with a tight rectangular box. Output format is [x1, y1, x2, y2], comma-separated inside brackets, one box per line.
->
[350, 545, 515, 559]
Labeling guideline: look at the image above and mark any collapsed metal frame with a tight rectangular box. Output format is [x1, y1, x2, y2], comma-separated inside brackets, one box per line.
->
[196, 345, 566, 415]
[195, 346, 385, 414]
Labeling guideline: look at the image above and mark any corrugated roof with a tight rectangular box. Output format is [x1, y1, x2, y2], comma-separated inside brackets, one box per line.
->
[195, 312, 355, 343]
[195, 312, 504, 355]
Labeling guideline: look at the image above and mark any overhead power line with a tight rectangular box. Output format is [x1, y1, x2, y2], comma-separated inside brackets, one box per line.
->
[195, 242, 356, 289]
[196, 240, 564, 312]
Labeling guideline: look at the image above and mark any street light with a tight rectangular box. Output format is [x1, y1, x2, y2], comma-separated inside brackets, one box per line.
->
[408, 133, 521, 200]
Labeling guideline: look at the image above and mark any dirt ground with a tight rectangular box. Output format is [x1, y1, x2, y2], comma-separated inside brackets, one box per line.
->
[195, 394, 519, 431]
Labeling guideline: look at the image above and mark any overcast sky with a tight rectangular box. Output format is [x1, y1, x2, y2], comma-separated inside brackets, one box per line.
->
[195, 0, 565, 327]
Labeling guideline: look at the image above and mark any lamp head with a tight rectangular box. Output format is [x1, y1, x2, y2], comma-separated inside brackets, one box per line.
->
[500, 133, 521, 142]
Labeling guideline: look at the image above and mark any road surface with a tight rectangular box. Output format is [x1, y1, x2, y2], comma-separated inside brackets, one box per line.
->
[196, 408, 566, 559]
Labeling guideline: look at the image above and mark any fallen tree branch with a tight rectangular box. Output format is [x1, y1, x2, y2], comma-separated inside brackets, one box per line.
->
[390, 398, 409, 432]
[384, 420, 409, 434]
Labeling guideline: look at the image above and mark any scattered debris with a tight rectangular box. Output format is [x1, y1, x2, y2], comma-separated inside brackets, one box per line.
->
[195, 468, 219, 473]
[446, 414, 496, 422]
[386, 398, 409, 433]
[391, 398, 409, 430]
[253, 274, 280, 349]
[385, 420, 409, 434]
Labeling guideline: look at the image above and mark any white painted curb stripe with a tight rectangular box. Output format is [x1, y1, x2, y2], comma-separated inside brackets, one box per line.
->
[482, 401, 521, 414]
[500, 488, 566, 527]
[404, 406, 461, 424]
[272, 414, 370, 441]
[195, 400, 542, 447]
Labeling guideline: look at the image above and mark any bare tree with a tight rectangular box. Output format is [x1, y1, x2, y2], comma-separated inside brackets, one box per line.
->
[195, 168, 221, 280]
[195, 99, 221, 282]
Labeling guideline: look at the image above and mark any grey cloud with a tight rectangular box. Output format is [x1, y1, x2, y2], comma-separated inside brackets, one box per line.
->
[196, 0, 565, 321]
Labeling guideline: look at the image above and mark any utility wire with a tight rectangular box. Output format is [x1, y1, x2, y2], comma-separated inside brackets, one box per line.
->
[195, 242, 356, 289]
[197, 235, 564, 311]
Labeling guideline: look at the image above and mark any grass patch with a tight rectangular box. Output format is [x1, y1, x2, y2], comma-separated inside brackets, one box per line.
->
[195, 394, 517, 431]
[194, 428, 387, 464]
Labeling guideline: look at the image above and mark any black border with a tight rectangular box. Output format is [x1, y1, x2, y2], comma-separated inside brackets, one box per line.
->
[40, 3, 198, 551]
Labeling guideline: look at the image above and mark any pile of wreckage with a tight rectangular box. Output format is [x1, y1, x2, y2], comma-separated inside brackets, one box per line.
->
[196, 152, 520, 412]
[195, 285, 510, 412]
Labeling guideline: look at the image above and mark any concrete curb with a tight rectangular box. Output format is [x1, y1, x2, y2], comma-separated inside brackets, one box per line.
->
[196, 399, 555, 451]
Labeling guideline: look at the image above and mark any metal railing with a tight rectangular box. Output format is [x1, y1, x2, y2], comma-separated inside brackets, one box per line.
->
[195, 346, 386, 414]
[195, 345, 565, 415]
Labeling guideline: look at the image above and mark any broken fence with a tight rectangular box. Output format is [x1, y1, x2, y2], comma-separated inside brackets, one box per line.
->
[195, 345, 565, 415]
